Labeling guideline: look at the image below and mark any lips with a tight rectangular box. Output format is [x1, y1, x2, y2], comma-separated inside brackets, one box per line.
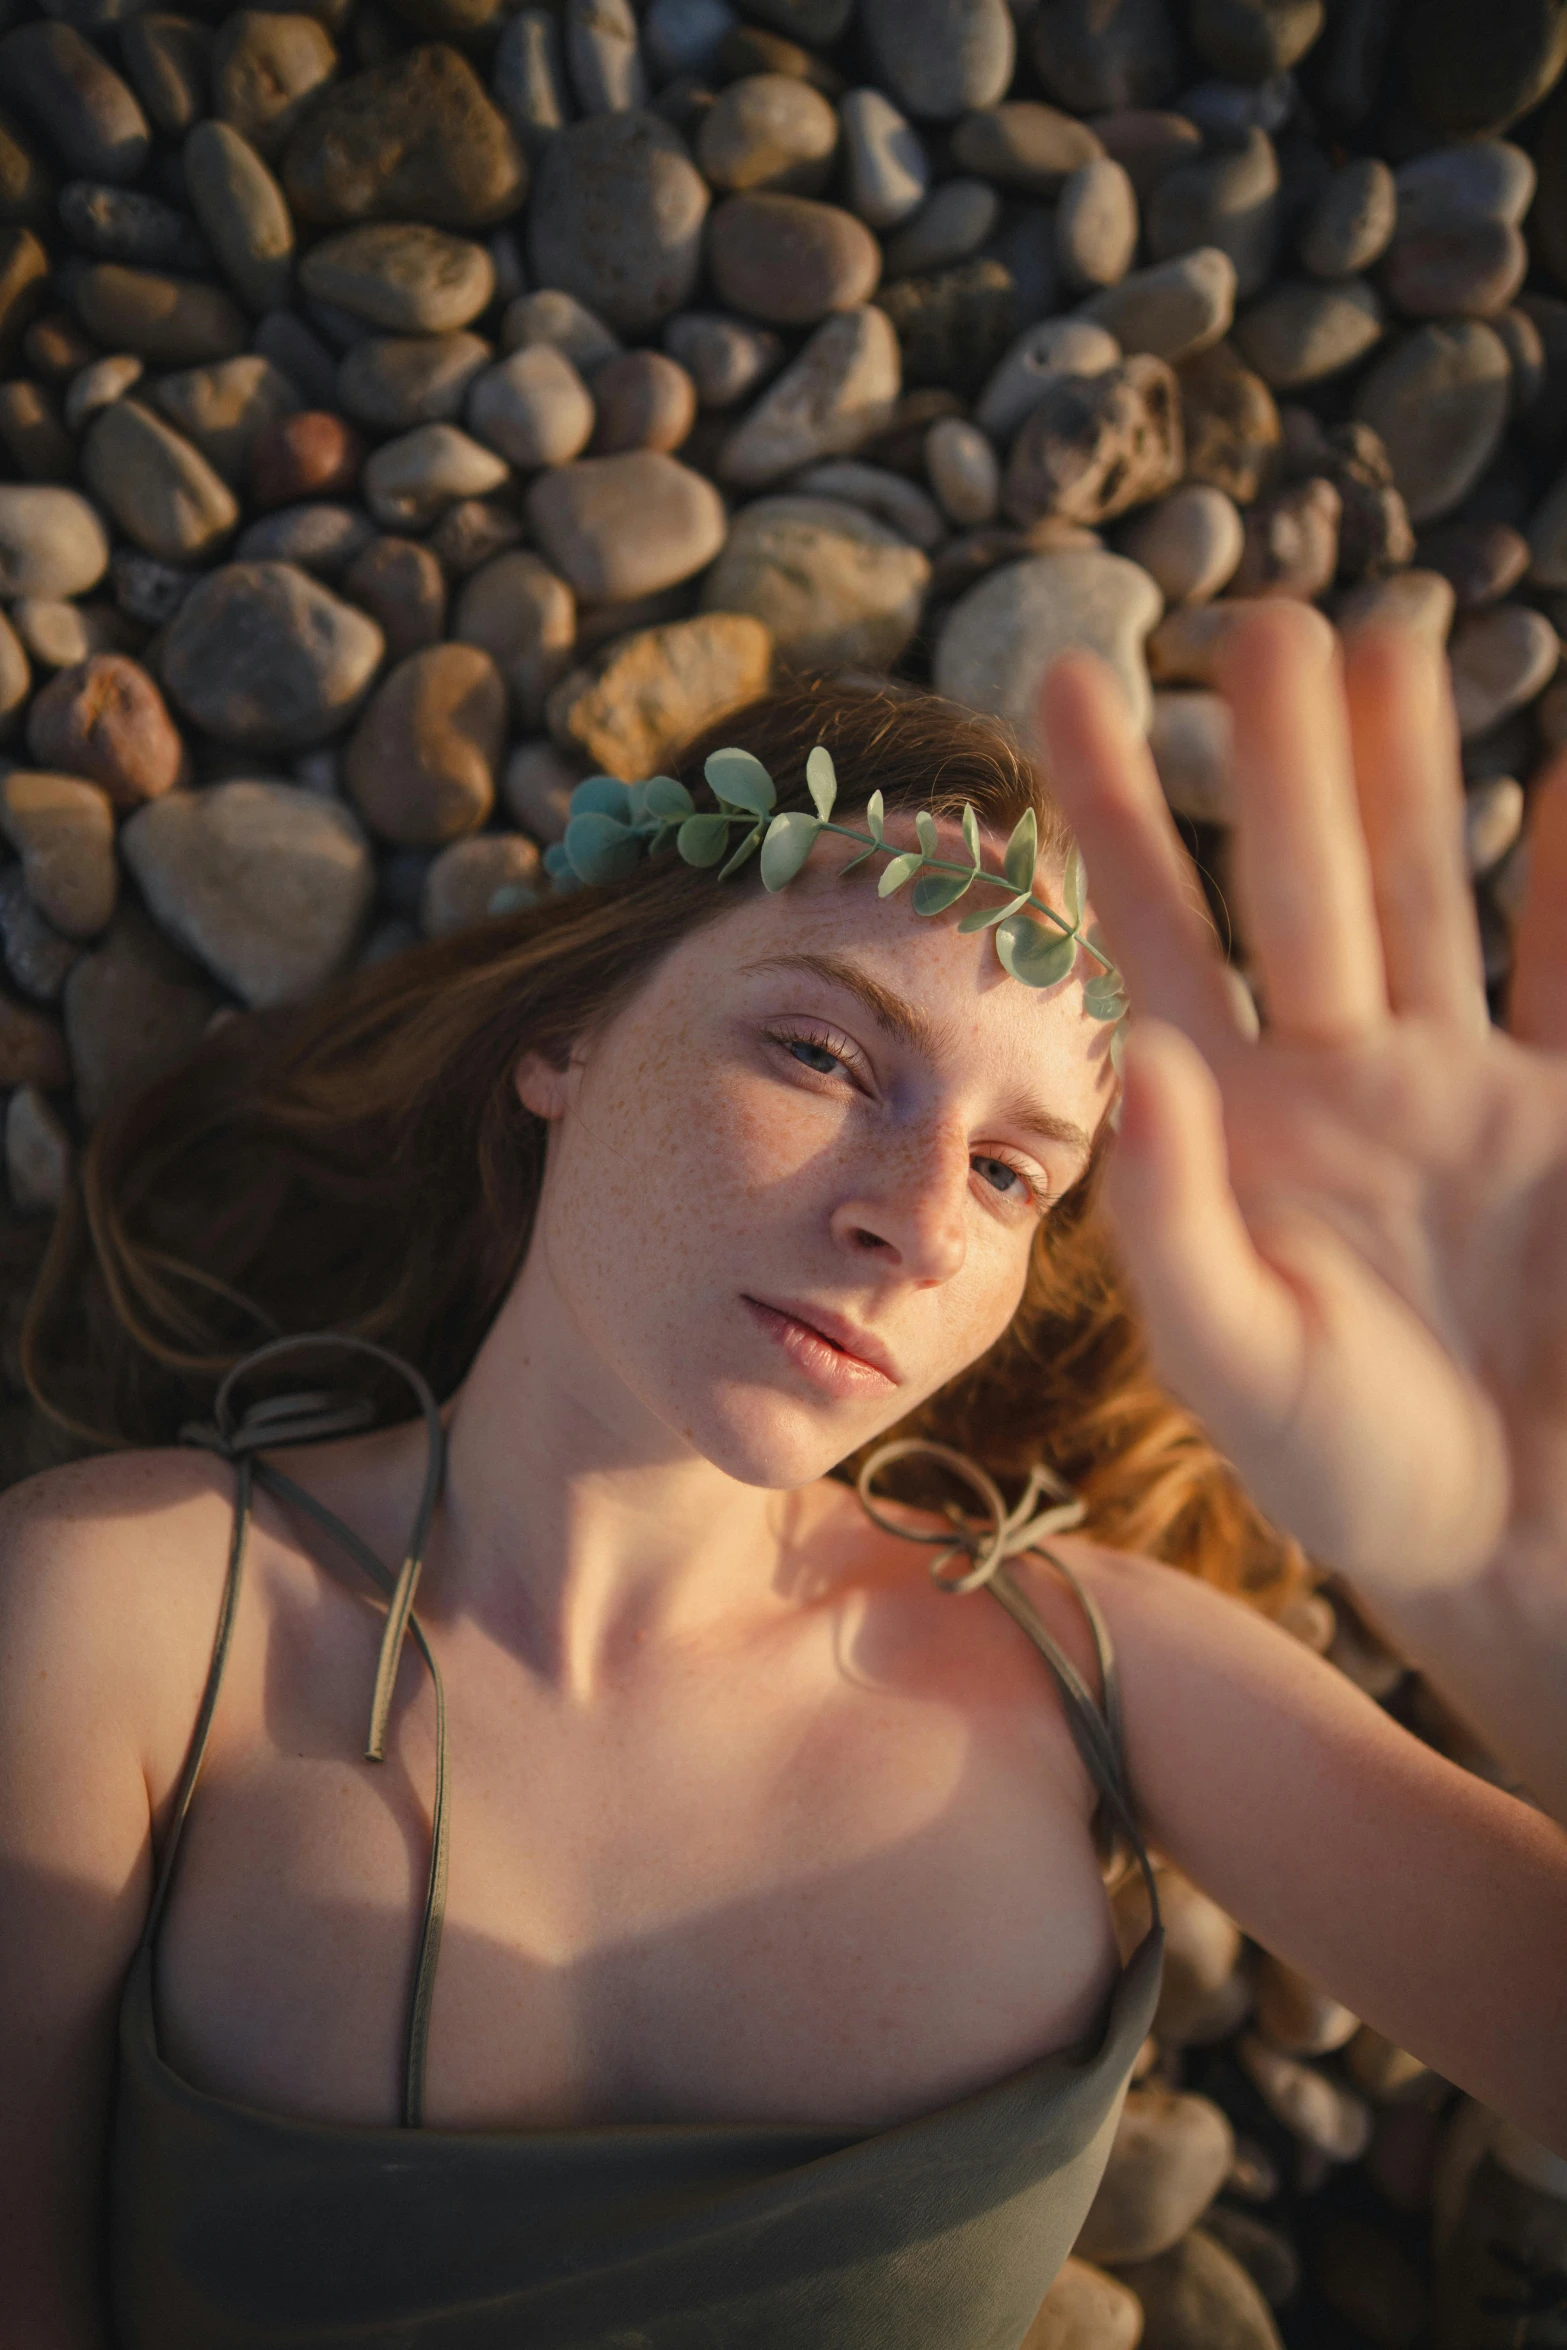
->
[742, 1295, 900, 1396]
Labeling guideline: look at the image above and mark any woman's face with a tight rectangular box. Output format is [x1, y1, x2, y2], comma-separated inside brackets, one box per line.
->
[516, 823, 1117, 1489]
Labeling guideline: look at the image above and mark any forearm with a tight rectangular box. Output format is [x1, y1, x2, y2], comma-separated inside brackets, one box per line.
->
[1349, 1531, 1567, 1830]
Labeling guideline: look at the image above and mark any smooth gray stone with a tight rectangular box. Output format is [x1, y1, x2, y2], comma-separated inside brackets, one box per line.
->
[565, 0, 647, 113]
[1298, 154, 1395, 276]
[81, 397, 239, 563]
[183, 118, 294, 313]
[1393, 139, 1537, 235]
[236, 501, 375, 575]
[934, 546, 1162, 736]
[861, 0, 1015, 121]
[882, 178, 1000, 277]
[1027, 0, 1181, 113]
[252, 307, 339, 406]
[839, 88, 928, 230]
[120, 12, 211, 139]
[299, 223, 495, 334]
[492, 8, 573, 153]
[526, 110, 709, 337]
[1146, 126, 1280, 298]
[0, 21, 151, 182]
[57, 180, 209, 271]
[0, 484, 110, 598]
[162, 559, 385, 751]
[1076, 245, 1236, 361]
[337, 331, 493, 431]
[1352, 317, 1513, 523]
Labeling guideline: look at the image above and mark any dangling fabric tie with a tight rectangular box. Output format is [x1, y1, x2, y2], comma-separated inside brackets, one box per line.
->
[856, 1438, 1088, 1595]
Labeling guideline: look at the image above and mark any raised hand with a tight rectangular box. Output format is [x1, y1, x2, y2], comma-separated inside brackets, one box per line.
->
[1037, 601, 1567, 1607]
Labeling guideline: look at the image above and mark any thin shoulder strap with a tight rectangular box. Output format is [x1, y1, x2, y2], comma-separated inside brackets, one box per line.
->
[856, 1438, 1162, 1934]
[173, 1332, 450, 2128]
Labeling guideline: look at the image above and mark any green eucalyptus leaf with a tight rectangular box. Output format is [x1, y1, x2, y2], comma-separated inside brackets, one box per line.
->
[1004, 807, 1038, 893]
[705, 747, 776, 817]
[839, 838, 879, 873]
[956, 890, 1030, 932]
[866, 789, 885, 843]
[1083, 968, 1125, 1011]
[994, 913, 1078, 988]
[649, 820, 681, 855]
[961, 804, 981, 866]
[677, 812, 734, 867]
[564, 811, 643, 886]
[718, 824, 763, 878]
[542, 841, 572, 876]
[877, 851, 922, 896]
[1063, 843, 1085, 928]
[569, 775, 634, 821]
[1084, 989, 1128, 1023]
[806, 744, 838, 820]
[641, 774, 694, 819]
[915, 809, 939, 857]
[912, 869, 974, 915]
[760, 811, 822, 890]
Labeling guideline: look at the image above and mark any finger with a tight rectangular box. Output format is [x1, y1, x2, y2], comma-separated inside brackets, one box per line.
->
[1037, 650, 1247, 1065]
[1342, 625, 1489, 1035]
[1216, 602, 1389, 1043]
[1103, 1018, 1304, 1438]
[1507, 751, 1567, 1051]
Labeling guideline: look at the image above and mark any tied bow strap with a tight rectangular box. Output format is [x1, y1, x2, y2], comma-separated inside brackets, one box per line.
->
[856, 1438, 1087, 1595]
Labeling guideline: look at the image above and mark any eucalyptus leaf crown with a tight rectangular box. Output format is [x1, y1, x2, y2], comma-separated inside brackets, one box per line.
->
[502, 743, 1129, 1072]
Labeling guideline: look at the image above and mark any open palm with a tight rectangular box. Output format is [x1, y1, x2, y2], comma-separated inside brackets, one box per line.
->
[1038, 604, 1567, 1598]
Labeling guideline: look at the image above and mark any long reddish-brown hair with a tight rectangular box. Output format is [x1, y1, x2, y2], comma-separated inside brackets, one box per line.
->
[19, 673, 1308, 1612]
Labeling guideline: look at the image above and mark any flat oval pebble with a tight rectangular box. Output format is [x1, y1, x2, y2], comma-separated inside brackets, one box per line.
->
[1352, 319, 1513, 524]
[0, 485, 110, 598]
[527, 448, 726, 598]
[662, 312, 783, 407]
[861, 0, 1014, 121]
[121, 14, 211, 141]
[81, 398, 239, 563]
[716, 304, 901, 486]
[183, 119, 296, 316]
[588, 349, 697, 453]
[492, 9, 571, 158]
[1448, 603, 1561, 739]
[25, 651, 183, 807]
[545, 610, 773, 781]
[362, 422, 511, 530]
[1232, 276, 1385, 389]
[706, 192, 882, 325]
[950, 100, 1101, 195]
[839, 88, 928, 230]
[0, 769, 119, 940]
[337, 332, 492, 432]
[236, 501, 375, 575]
[1114, 2228, 1284, 2350]
[1299, 156, 1396, 278]
[935, 546, 1162, 738]
[1074, 2087, 1235, 2264]
[1119, 480, 1244, 602]
[73, 262, 247, 366]
[282, 45, 528, 229]
[1078, 246, 1237, 362]
[212, 10, 337, 158]
[341, 535, 448, 660]
[344, 641, 505, 845]
[1394, 140, 1537, 236]
[565, 0, 647, 115]
[974, 316, 1121, 442]
[162, 559, 385, 750]
[466, 344, 596, 467]
[1003, 352, 1183, 527]
[300, 224, 495, 335]
[452, 548, 576, 726]
[526, 110, 709, 338]
[0, 22, 151, 184]
[121, 780, 374, 1007]
[702, 493, 930, 667]
[695, 73, 839, 194]
[1055, 155, 1139, 290]
[924, 415, 999, 524]
[882, 178, 1000, 277]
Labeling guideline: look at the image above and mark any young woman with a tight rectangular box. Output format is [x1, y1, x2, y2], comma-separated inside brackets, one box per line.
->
[1, 599, 1564, 2348]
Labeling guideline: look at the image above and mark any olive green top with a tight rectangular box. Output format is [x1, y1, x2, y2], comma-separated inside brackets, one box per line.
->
[108, 1333, 1165, 2350]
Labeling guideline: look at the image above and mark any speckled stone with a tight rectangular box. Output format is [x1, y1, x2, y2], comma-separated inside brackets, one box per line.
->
[162, 559, 385, 750]
[716, 302, 900, 484]
[344, 641, 506, 846]
[706, 191, 882, 325]
[282, 45, 528, 229]
[300, 224, 495, 335]
[935, 546, 1163, 738]
[545, 610, 773, 778]
[696, 72, 838, 193]
[452, 548, 576, 726]
[700, 493, 929, 667]
[1352, 319, 1513, 524]
[526, 110, 709, 337]
[1299, 155, 1396, 277]
[861, 0, 1015, 121]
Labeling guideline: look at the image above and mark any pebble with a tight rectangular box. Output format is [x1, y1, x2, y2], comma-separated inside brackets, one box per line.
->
[81, 398, 240, 564]
[1394, 139, 1538, 237]
[11, 600, 99, 670]
[733, 0, 853, 46]
[253, 309, 339, 407]
[527, 448, 726, 599]
[122, 779, 374, 1007]
[545, 609, 772, 778]
[212, 10, 337, 158]
[300, 224, 494, 336]
[1448, 603, 1561, 739]
[154, 354, 301, 484]
[1201, 2206, 1302, 2309]
[662, 312, 782, 409]
[883, 256, 1019, 392]
[421, 833, 543, 937]
[343, 641, 506, 845]
[882, 178, 1000, 278]
[1416, 517, 1530, 609]
[6, 1085, 74, 1215]
[0, 123, 51, 243]
[1114, 2227, 1285, 2350]
[249, 411, 363, 509]
[1088, 106, 1203, 199]
[1334, 565, 1456, 646]
[1461, 775, 1525, 876]
[924, 416, 1000, 524]
[499, 741, 579, 843]
[526, 110, 709, 338]
[162, 559, 384, 750]
[1146, 126, 1281, 300]
[790, 459, 945, 546]
[565, 0, 647, 116]
[0, 376, 71, 484]
[73, 262, 247, 367]
[1299, 154, 1396, 276]
[361, 422, 511, 530]
[1003, 352, 1183, 527]
[1055, 155, 1139, 291]
[1120, 480, 1244, 601]
[22, 312, 98, 382]
[503, 289, 623, 377]
[0, 23, 151, 185]
[706, 192, 882, 326]
[934, 546, 1162, 738]
[1232, 275, 1385, 389]
[974, 316, 1120, 442]
[61, 352, 142, 437]
[1124, 1866, 1246, 2043]
[589, 349, 697, 452]
[643, 0, 736, 82]
[1382, 218, 1528, 321]
[56, 182, 209, 275]
[1025, 0, 1179, 114]
[121, 14, 212, 141]
[700, 493, 928, 667]
[428, 496, 525, 574]
[1179, 69, 1296, 144]
[1074, 2087, 1234, 2264]
[696, 72, 838, 194]
[25, 653, 183, 808]
[0, 769, 119, 939]
[237, 500, 374, 574]
[183, 120, 295, 316]
[717, 304, 901, 486]
[341, 534, 447, 660]
[1190, 0, 1324, 79]
[466, 344, 596, 468]
[0, 487, 114, 606]
[1230, 472, 1341, 597]
[0, 990, 71, 1094]
[950, 101, 1101, 195]
[452, 548, 576, 725]
[336, 332, 490, 434]
[861, 0, 1014, 119]
[282, 46, 527, 230]
[1239, 2033, 1374, 2160]
[62, 903, 218, 1127]
[0, 612, 29, 739]
[1149, 686, 1235, 822]
[1352, 319, 1512, 524]
[1496, 303, 1547, 416]
[1253, 1953, 1359, 2057]
[492, 10, 572, 159]
[1078, 246, 1237, 362]
[716, 23, 845, 91]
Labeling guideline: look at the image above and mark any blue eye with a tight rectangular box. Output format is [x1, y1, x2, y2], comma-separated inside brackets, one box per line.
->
[787, 1039, 843, 1076]
[973, 1154, 1035, 1203]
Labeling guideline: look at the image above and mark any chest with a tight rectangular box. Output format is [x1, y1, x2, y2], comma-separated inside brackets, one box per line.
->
[150, 1542, 1122, 2135]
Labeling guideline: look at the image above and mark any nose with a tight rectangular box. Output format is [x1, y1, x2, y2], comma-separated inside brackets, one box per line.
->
[828, 1118, 970, 1284]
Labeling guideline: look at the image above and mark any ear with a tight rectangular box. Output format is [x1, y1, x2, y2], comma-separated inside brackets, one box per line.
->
[514, 1048, 574, 1121]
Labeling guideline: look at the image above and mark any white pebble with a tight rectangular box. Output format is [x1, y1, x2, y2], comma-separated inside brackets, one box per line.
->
[1118, 483, 1243, 605]
[924, 416, 999, 526]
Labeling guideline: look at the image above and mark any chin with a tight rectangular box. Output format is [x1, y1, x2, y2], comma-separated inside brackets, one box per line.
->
[673, 1381, 896, 1492]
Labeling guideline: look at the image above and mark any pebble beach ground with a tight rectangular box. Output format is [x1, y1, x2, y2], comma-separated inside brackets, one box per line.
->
[1, 0, 1566, 2338]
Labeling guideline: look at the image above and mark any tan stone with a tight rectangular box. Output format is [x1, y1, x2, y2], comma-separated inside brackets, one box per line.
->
[1073, 2087, 1233, 2265]
[547, 611, 773, 782]
[62, 903, 219, 1125]
[0, 770, 118, 939]
[344, 642, 505, 845]
[1020, 2256, 1144, 2349]
[420, 832, 542, 935]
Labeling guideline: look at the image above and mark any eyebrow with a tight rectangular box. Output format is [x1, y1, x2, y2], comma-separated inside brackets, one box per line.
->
[740, 948, 1095, 1159]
